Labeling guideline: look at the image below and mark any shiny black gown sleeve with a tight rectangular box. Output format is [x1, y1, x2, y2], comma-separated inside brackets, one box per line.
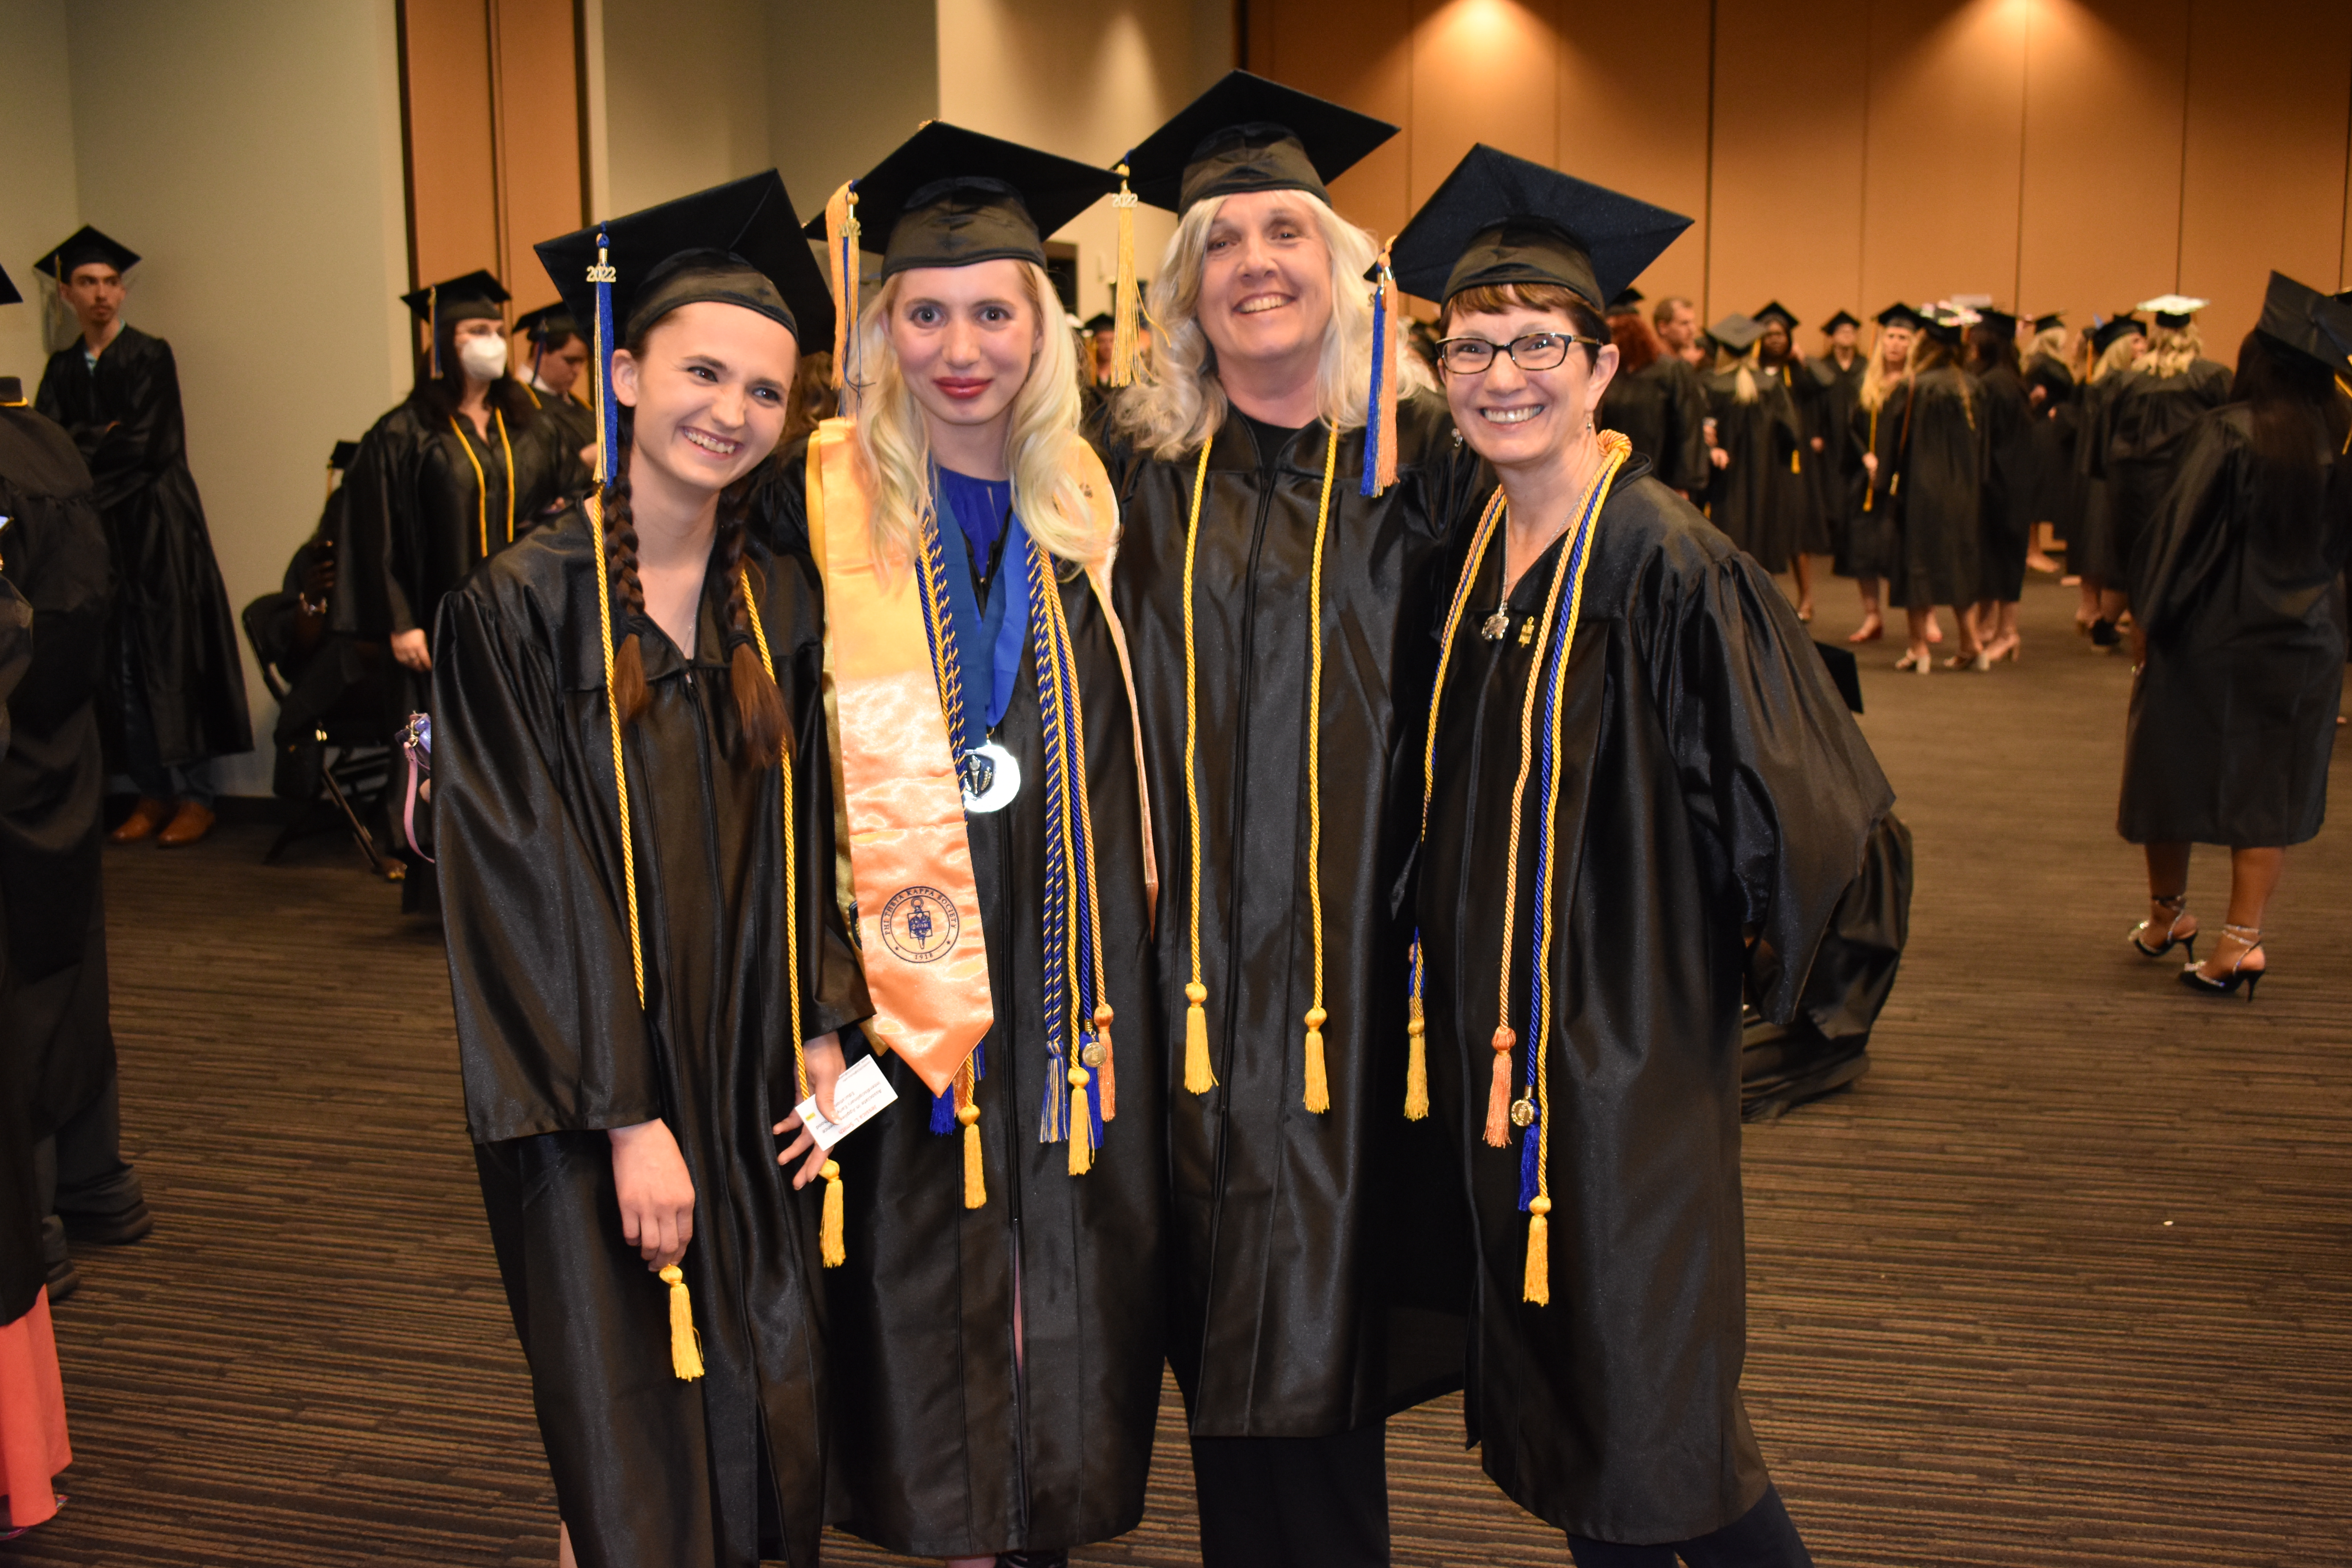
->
[1639, 546, 1893, 1022]
[334, 410, 419, 640]
[434, 582, 660, 1142]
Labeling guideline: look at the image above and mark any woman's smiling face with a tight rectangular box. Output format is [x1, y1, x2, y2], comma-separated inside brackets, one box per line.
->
[1195, 191, 1334, 375]
[887, 258, 1040, 436]
[612, 300, 799, 495]
[1441, 303, 1617, 474]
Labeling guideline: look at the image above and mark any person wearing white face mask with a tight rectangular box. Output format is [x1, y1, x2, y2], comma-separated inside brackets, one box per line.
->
[333, 271, 586, 701]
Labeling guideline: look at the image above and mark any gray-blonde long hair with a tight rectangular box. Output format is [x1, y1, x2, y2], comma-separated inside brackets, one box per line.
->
[1111, 190, 1430, 459]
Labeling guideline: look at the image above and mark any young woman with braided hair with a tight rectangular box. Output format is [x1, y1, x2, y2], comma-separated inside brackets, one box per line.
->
[434, 175, 871, 1568]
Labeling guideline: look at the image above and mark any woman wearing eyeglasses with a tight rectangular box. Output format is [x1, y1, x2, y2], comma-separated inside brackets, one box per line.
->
[1393, 145, 1889, 1567]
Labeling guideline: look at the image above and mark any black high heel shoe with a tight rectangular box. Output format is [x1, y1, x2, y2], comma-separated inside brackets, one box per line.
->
[2180, 923, 2264, 1000]
[2129, 894, 2196, 962]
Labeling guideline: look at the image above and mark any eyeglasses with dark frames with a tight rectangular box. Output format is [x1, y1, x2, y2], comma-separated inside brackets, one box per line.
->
[1435, 330, 1601, 376]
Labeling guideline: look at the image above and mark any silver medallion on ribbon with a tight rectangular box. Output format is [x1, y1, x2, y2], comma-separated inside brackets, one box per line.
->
[960, 740, 1022, 814]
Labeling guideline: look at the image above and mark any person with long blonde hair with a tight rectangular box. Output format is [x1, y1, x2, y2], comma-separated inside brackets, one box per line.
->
[2093, 295, 2233, 635]
[1847, 303, 1920, 643]
[1098, 74, 1479, 1566]
[770, 126, 1164, 1568]
[1886, 310, 1984, 671]
[2074, 315, 2147, 642]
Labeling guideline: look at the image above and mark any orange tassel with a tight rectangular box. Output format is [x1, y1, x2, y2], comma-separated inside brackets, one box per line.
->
[823, 182, 859, 392]
[1484, 1026, 1515, 1148]
[1093, 1004, 1117, 1121]
[1404, 1003, 1428, 1122]
[1374, 247, 1401, 494]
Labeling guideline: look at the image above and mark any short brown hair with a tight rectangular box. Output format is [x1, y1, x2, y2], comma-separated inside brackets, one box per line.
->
[1439, 283, 1607, 364]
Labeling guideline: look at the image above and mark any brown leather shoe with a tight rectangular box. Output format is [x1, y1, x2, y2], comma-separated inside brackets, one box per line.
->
[110, 797, 169, 843]
[157, 799, 216, 847]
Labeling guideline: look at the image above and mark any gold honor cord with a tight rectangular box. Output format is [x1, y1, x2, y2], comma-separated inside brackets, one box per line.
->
[448, 409, 518, 558]
[1176, 423, 1344, 1111]
[741, 566, 839, 1266]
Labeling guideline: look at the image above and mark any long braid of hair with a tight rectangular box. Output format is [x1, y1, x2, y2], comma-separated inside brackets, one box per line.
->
[604, 405, 652, 726]
[709, 484, 789, 764]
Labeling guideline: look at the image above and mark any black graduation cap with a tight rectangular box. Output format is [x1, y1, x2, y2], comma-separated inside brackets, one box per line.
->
[1081, 311, 1115, 333]
[1813, 641, 1864, 715]
[1875, 302, 1926, 331]
[2031, 312, 2065, 333]
[0, 263, 18, 309]
[1973, 307, 2018, 339]
[537, 170, 832, 353]
[2255, 271, 2352, 371]
[400, 269, 508, 325]
[1753, 301, 1799, 329]
[806, 121, 1118, 280]
[1388, 144, 1691, 310]
[1821, 310, 1860, 333]
[2091, 314, 2145, 354]
[329, 439, 361, 471]
[1707, 314, 1766, 353]
[34, 225, 140, 281]
[1918, 306, 1968, 347]
[1607, 286, 1646, 315]
[1119, 70, 1396, 215]
[515, 303, 580, 345]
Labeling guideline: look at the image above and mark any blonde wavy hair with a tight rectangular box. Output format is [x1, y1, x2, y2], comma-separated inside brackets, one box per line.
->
[2091, 331, 2144, 385]
[1718, 342, 1760, 405]
[850, 260, 1103, 575]
[1859, 325, 1914, 414]
[1112, 190, 1429, 459]
[2142, 322, 2204, 379]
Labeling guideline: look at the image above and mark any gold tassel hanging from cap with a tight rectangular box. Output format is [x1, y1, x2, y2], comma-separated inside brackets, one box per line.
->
[820, 1160, 846, 1267]
[1523, 1196, 1552, 1306]
[824, 181, 860, 392]
[1179, 439, 1218, 1095]
[1110, 165, 1142, 386]
[1404, 950, 1429, 1122]
[659, 1265, 706, 1380]
[956, 1054, 985, 1209]
[1067, 1066, 1095, 1175]
[1302, 1009, 1330, 1114]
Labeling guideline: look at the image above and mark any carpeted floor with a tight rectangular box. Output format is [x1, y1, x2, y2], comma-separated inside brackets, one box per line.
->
[4, 576, 2347, 1567]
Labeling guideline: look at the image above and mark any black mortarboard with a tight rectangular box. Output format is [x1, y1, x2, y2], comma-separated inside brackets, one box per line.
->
[1821, 310, 1860, 333]
[538, 170, 831, 352]
[1388, 144, 1691, 310]
[1973, 307, 2018, 339]
[1753, 301, 1799, 329]
[806, 121, 1118, 280]
[2091, 315, 2145, 354]
[400, 270, 508, 325]
[1814, 641, 1864, 715]
[2032, 312, 2066, 333]
[2137, 293, 2207, 330]
[1919, 305, 1968, 347]
[1120, 70, 1396, 215]
[1081, 312, 1115, 333]
[1875, 302, 1926, 331]
[2254, 271, 2352, 371]
[1607, 286, 1646, 315]
[515, 303, 581, 345]
[329, 439, 361, 471]
[34, 225, 140, 281]
[1707, 314, 1766, 353]
[0, 263, 18, 309]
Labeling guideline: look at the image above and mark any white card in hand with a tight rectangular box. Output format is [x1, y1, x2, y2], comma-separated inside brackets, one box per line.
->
[793, 1055, 900, 1151]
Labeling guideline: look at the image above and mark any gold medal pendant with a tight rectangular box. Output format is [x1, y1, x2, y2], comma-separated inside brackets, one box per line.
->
[1481, 609, 1510, 641]
[1509, 1097, 1536, 1129]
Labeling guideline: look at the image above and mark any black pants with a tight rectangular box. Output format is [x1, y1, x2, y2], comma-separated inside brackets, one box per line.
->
[1190, 1424, 1389, 1568]
[1566, 1485, 1812, 1568]
[36, 1068, 145, 1247]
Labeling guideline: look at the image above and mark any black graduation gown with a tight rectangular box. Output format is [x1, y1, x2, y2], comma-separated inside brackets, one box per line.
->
[0, 403, 116, 1328]
[1599, 357, 1711, 495]
[0, 574, 32, 1326]
[2098, 359, 2234, 600]
[1975, 365, 2038, 602]
[755, 455, 1169, 1559]
[1886, 368, 1982, 610]
[526, 383, 601, 486]
[1841, 386, 1904, 580]
[33, 326, 250, 767]
[1778, 360, 1838, 555]
[1416, 463, 1891, 1542]
[1102, 397, 1484, 1439]
[2072, 368, 2135, 584]
[435, 508, 871, 1568]
[2021, 352, 2081, 547]
[2117, 407, 2352, 847]
[1805, 354, 1866, 566]
[336, 392, 577, 682]
[1702, 372, 1807, 575]
[244, 509, 397, 803]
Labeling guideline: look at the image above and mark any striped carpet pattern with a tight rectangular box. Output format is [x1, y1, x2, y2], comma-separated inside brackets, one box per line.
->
[4, 577, 2346, 1566]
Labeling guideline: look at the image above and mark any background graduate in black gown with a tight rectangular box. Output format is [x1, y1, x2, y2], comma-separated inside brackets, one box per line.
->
[1842, 304, 1920, 646]
[1101, 73, 1483, 1568]
[1807, 310, 1866, 613]
[1700, 314, 1806, 581]
[440, 174, 868, 1568]
[1966, 309, 2035, 666]
[2019, 314, 2084, 593]
[2074, 314, 2146, 645]
[1389, 143, 1891, 1566]
[1887, 309, 1984, 672]
[770, 124, 1165, 1568]
[2118, 274, 2352, 1000]
[2095, 295, 2234, 615]
[32, 227, 250, 849]
[1598, 288, 1711, 497]
[1754, 302, 1828, 620]
[514, 303, 600, 473]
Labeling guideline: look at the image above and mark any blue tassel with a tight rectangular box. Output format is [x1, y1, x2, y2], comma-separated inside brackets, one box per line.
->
[593, 226, 619, 485]
[929, 1087, 957, 1136]
[1360, 278, 1388, 498]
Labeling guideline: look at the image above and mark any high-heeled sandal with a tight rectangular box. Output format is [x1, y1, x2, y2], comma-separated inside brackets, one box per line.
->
[1895, 648, 1931, 673]
[2181, 923, 2265, 1000]
[2129, 893, 2196, 961]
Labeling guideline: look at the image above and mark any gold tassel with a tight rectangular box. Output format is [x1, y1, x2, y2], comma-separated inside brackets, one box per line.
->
[1067, 1066, 1095, 1176]
[659, 1265, 706, 1380]
[1523, 1196, 1552, 1306]
[1093, 1004, 1117, 1121]
[1302, 1006, 1330, 1113]
[1110, 165, 1140, 387]
[823, 182, 859, 391]
[1484, 1027, 1515, 1148]
[1373, 247, 1401, 494]
[1184, 981, 1216, 1093]
[960, 1103, 985, 1210]
[1404, 1000, 1429, 1122]
[819, 1159, 845, 1267]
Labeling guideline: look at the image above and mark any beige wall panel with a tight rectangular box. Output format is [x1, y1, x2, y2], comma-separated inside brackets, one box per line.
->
[1407, 0, 1559, 224]
[493, 0, 585, 313]
[601, 0, 769, 214]
[1859, 0, 2027, 314]
[1251, 0, 1417, 246]
[2014, 0, 2185, 336]
[1555, 0, 1712, 314]
[2177, 0, 2352, 359]
[403, 0, 501, 291]
[0, 0, 81, 385]
[1708, 0, 1871, 335]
